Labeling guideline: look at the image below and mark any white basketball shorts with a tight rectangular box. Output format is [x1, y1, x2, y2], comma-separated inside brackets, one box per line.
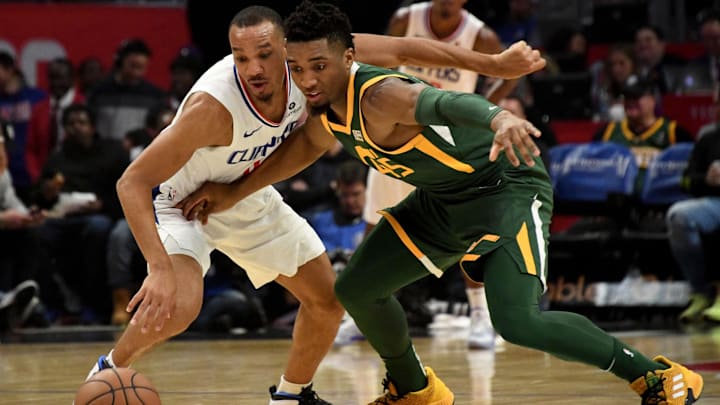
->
[154, 186, 325, 288]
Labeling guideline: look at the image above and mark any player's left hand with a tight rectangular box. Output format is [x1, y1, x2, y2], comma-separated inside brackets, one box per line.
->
[175, 181, 237, 224]
[489, 110, 541, 167]
[492, 41, 546, 79]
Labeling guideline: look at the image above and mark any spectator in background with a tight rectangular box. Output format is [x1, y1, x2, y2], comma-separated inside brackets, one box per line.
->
[543, 27, 588, 74]
[26, 58, 85, 183]
[492, 0, 540, 48]
[697, 93, 720, 139]
[274, 140, 353, 219]
[123, 105, 175, 161]
[684, 9, 720, 94]
[167, 48, 204, 110]
[634, 25, 686, 94]
[309, 160, 367, 254]
[77, 58, 104, 96]
[34, 104, 129, 324]
[0, 118, 47, 330]
[591, 44, 638, 122]
[594, 77, 693, 192]
[87, 39, 166, 141]
[0, 51, 47, 202]
[667, 124, 720, 323]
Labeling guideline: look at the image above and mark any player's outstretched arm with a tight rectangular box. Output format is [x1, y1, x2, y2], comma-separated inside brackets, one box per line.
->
[176, 115, 336, 224]
[353, 34, 545, 79]
[363, 78, 540, 167]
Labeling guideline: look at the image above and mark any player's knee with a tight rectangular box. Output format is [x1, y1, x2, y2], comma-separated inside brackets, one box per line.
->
[303, 290, 345, 321]
[490, 307, 538, 347]
[334, 275, 368, 312]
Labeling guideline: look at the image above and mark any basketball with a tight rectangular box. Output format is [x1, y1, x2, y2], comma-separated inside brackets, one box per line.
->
[74, 368, 161, 405]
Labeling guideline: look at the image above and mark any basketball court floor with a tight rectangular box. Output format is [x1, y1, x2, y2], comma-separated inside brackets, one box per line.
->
[1, 326, 718, 404]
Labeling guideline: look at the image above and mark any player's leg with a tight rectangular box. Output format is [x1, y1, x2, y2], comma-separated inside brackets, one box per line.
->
[111, 253, 204, 366]
[479, 229, 703, 402]
[275, 252, 345, 387]
[335, 218, 452, 403]
[463, 273, 495, 350]
[85, 252, 204, 376]
[84, 218, 210, 380]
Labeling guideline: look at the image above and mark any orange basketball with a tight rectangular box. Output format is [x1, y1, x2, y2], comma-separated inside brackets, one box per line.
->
[74, 367, 161, 405]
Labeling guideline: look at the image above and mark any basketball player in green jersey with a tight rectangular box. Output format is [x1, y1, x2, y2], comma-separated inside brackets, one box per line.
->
[179, 2, 704, 404]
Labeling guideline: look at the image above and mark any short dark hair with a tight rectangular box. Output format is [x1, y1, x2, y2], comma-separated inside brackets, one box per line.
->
[115, 38, 152, 68]
[336, 160, 367, 186]
[285, 1, 354, 50]
[230, 6, 284, 35]
[62, 103, 95, 127]
[635, 24, 665, 41]
[0, 51, 15, 70]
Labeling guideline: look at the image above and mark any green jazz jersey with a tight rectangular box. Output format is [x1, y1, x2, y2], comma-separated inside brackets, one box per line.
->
[319, 62, 549, 196]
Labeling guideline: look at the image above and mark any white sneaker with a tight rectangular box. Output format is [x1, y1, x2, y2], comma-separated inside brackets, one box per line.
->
[334, 317, 364, 346]
[467, 313, 495, 350]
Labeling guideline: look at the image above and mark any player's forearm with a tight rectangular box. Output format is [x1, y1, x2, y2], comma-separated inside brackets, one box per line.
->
[116, 175, 171, 270]
[484, 78, 518, 104]
[415, 86, 503, 128]
[390, 36, 500, 75]
[227, 130, 328, 204]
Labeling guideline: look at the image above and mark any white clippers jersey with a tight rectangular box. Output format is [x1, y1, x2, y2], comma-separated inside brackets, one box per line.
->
[153, 54, 306, 211]
[398, 1, 484, 92]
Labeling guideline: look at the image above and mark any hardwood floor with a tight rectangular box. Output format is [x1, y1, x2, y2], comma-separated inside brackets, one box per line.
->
[1, 329, 718, 404]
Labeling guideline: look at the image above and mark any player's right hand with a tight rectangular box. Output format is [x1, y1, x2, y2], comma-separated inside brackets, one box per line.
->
[493, 41, 546, 79]
[176, 181, 237, 225]
[128, 260, 176, 334]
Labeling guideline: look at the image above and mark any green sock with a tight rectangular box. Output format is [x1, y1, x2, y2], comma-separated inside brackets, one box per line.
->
[609, 338, 668, 382]
[383, 343, 427, 395]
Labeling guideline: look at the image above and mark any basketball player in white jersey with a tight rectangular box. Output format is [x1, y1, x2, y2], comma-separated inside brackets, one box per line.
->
[81, 6, 545, 404]
[372, 0, 514, 350]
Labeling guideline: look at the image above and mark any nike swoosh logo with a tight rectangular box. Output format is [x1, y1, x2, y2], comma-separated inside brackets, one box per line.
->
[488, 106, 498, 110]
[243, 126, 262, 138]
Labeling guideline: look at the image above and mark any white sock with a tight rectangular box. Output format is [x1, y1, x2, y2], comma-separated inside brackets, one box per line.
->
[466, 287, 489, 318]
[269, 375, 311, 404]
[106, 350, 117, 367]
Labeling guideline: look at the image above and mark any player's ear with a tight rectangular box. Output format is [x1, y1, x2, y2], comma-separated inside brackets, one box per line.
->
[344, 48, 354, 70]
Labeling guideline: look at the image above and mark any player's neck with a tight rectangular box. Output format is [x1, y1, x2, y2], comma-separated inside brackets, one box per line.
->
[249, 80, 288, 123]
[429, 9, 463, 39]
[329, 99, 348, 125]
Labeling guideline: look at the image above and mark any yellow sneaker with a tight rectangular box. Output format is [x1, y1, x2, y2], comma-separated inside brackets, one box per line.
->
[369, 367, 453, 405]
[629, 355, 703, 404]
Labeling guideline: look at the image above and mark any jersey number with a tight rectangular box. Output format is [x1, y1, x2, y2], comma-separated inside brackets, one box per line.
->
[355, 146, 414, 178]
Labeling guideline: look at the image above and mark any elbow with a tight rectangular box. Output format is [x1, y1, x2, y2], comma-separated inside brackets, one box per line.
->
[116, 171, 140, 204]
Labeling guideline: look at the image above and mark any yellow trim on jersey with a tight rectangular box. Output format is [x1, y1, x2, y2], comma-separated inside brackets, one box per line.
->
[323, 68, 357, 135]
[414, 138, 475, 173]
[354, 74, 475, 173]
[378, 210, 444, 277]
[620, 117, 665, 142]
[461, 253, 481, 262]
[319, 114, 335, 136]
[516, 222, 537, 276]
[378, 210, 423, 259]
[467, 234, 500, 252]
[668, 120, 677, 144]
[602, 122, 616, 142]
